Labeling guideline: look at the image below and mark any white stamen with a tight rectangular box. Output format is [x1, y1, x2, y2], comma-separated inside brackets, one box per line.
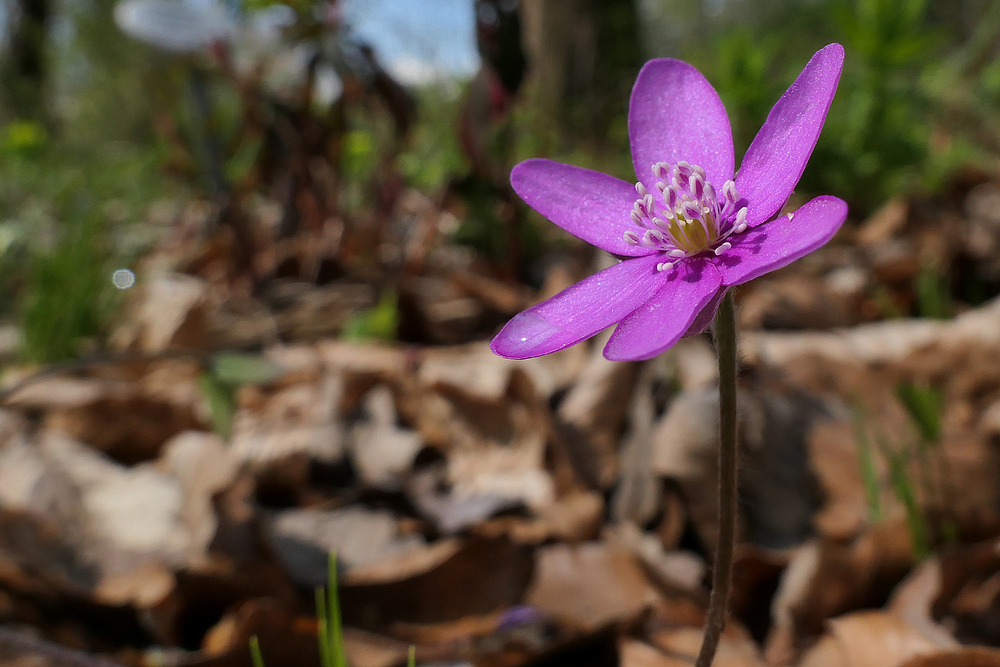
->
[691, 172, 705, 200]
[656, 262, 674, 272]
[787, 212, 794, 221]
[630, 159, 752, 260]
[735, 207, 748, 226]
[704, 181, 717, 206]
[723, 180, 737, 203]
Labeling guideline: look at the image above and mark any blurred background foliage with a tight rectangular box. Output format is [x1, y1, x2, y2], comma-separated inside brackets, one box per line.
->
[0, 0, 998, 362]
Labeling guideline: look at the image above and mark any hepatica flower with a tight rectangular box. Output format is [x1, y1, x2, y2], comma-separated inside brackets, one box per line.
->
[492, 44, 848, 361]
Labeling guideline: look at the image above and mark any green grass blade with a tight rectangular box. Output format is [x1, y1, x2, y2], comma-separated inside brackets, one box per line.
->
[249, 635, 266, 667]
[408, 645, 416, 667]
[328, 552, 347, 667]
[316, 586, 334, 667]
[886, 446, 930, 560]
[852, 410, 882, 521]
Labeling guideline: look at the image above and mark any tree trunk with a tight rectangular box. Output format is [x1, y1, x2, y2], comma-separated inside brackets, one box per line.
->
[1, 0, 50, 120]
[519, 0, 642, 148]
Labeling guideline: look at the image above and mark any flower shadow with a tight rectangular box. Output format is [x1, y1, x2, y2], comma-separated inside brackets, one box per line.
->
[713, 227, 768, 270]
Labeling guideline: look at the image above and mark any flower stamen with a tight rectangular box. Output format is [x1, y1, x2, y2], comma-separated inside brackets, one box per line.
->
[623, 162, 748, 270]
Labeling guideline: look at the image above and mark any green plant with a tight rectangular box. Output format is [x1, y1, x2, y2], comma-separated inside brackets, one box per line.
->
[316, 552, 347, 667]
[199, 353, 283, 438]
[249, 552, 417, 667]
[18, 210, 113, 363]
[915, 261, 952, 320]
[341, 289, 399, 343]
[852, 408, 883, 522]
[896, 381, 957, 544]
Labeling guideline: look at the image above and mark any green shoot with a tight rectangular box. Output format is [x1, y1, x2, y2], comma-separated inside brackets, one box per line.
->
[896, 382, 943, 445]
[852, 409, 883, 522]
[249, 635, 266, 667]
[896, 381, 958, 545]
[876, 433, 930, 560]
[249, 551, 351, 667]
[316, 551, 348, 667]
[915, 261, 951, 320]
[408, 645, 416, 667]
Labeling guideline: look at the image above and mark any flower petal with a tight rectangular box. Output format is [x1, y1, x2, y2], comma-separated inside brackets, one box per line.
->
[713, 195, 848, 286]
[684, 285, 728, 336]
[511, 159, 653, 258]
[491, 254, 670, 359]
[736, 44, 844, 227]
[603, 257, 723, 361]
[628, 59, 734, 193]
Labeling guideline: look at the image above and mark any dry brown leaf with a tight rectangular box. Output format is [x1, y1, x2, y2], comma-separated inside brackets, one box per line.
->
[857, 198, 909, 247]
[110, 273, 211, 352]
[340, 536, 532, 626]
[888, 560, 958, 649]
[230, 372, 344, 466]
[478, 490, 604, 544]
[898, 648, 1000, 667]
[349, 385, 422, 490]
[798, 611, 940, 667]
[266, 506, 427, 587]
[525, 542, 659, 632]
[342, 629, 410, 667]
[619, 638, 688, 667]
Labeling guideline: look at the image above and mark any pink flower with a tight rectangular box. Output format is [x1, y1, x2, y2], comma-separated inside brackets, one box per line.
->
[491, 44, 848, 361]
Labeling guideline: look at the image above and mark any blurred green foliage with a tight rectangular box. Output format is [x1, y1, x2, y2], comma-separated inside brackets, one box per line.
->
[684, 0, 998, 215]
[341, 288, 400, 342]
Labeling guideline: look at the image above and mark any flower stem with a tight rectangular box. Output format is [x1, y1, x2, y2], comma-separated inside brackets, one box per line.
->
[695, 290, 738, 667]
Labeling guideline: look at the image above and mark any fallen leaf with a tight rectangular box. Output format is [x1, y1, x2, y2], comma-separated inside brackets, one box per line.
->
[525, 542, 659, 632]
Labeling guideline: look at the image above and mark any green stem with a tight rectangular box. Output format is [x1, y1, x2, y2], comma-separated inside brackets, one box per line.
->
[695, 290, 738, 667]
